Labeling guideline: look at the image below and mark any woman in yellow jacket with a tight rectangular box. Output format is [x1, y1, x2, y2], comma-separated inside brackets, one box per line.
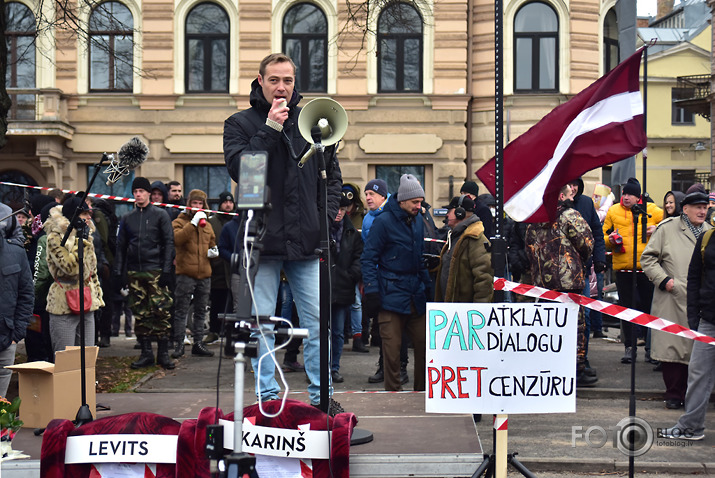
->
[602, 178, 663, 363]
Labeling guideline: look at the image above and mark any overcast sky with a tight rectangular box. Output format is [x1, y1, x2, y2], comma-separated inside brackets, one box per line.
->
[638, 0, 681, 17]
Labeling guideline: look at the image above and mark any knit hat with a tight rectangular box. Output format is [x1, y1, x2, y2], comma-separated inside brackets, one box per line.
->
[365, 179, 388, 199]
[132, 176, 152, 193]
[187, 189, 209, 209]
[30, 194, 56, 217]
[686, 183, 706, 195]
[339, 192, 352, 207]
[478, 193, 496, 207]
[397, 174, 425, 202]
[218, 191, 234, 205]
[622, 177, 641, 197]
[681, 191, 709, 207]
[62, 194, 90, 220]
[40, 202, 57, 223]
[460, 181, 480, 197]
[710, 192, 715, 203]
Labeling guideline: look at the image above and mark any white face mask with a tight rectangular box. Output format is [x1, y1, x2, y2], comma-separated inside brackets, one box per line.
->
[490, 207, 496, 217]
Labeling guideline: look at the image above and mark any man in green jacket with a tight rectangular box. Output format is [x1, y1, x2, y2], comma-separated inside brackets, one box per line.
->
[434, 195, 493, 304]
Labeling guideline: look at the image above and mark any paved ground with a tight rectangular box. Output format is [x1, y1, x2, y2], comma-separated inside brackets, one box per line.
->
[3, 324, 715, 476]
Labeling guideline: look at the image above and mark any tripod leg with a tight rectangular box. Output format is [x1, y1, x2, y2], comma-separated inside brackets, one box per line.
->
[508, 454, 537, 478]
[472, 454, 492, 478]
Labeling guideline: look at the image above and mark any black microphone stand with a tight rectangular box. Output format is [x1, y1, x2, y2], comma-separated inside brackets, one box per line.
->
[59, 153, 113, 427]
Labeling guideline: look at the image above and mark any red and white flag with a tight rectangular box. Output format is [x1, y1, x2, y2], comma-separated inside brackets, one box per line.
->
[477, 48, 647, 223]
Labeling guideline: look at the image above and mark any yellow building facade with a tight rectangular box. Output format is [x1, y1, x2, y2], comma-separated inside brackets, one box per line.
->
[2, 0, 642, 210]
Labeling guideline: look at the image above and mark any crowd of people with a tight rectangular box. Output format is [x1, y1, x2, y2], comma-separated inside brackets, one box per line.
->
[1, 51, 713, 440]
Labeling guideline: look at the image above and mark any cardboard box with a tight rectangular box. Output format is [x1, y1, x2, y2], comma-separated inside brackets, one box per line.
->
[8, 346, 99, 428]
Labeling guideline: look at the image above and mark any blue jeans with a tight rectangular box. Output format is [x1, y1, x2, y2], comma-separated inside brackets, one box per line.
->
[331, 304, 349, 372]
[350, 284, 362, 335]
[582, 280, 591, 358]
[251, 259, 321, 404]
[279, 280, 293, 320]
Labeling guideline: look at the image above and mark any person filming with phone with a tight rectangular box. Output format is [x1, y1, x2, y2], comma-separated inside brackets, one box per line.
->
[223, 53, 343, 414]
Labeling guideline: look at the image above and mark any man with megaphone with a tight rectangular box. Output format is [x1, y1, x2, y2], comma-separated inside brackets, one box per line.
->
[223, 53, 344, 414]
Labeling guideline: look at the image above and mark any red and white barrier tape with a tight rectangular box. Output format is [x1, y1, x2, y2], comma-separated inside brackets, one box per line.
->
[0, 181, 238, 216]
[494, 278, 715, 346]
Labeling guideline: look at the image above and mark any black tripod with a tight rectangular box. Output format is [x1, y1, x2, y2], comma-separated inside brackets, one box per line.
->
[59, 153, 114, 427]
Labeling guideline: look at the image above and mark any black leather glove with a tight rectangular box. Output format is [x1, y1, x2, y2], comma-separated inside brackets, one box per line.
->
[594, 261, 607, 274]
[158, 271, 173, 289]
[363, 292, 382, 319]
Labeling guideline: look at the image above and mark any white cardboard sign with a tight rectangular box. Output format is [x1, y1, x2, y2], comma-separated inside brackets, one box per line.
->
[426, 302, 578, 414]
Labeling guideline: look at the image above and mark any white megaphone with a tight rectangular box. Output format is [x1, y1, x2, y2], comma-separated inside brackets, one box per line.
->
[297, 97, 348, 168]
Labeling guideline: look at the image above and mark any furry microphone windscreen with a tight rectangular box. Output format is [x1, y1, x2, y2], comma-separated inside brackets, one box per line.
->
[117, 137, 149, 170]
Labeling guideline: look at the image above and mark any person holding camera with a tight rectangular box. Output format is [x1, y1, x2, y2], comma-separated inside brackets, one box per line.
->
[223, 53, 342, 413]
[114, 177, 176, 370]
[602, 177, 663, 364]
[44, 196, 105, 355]
[171, 189, 217, 359]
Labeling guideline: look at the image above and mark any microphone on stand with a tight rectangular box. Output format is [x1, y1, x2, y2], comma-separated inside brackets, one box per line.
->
[104, 137, 149, 185]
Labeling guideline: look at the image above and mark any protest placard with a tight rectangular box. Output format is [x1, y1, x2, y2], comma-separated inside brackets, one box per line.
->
[426, 302, 578, 414]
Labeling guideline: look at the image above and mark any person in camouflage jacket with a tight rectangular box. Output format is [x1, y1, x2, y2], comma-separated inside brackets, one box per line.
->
[525, 184, 595, 386]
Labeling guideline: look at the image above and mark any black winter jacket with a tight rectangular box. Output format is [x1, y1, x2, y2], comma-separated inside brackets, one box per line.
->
[330, 217, 363, 305]
[572, 178, 606, 268]
[223, 80, 342, 260]
[686, 232, 715, 330]
[114, 204, 175, 274]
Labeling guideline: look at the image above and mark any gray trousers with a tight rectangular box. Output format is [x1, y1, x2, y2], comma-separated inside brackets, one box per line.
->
[173, 275, 210, 342]
[49, 311, 95, 355]
[0, 343, 17, 398]
[675, 320, 715, 435]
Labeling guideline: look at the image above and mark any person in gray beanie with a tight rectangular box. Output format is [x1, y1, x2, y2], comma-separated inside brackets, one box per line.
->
[361, 173, 430, 391]
[397, 174, 425, 202]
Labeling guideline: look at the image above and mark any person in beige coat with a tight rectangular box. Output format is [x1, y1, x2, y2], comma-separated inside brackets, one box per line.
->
[641, 191, 712, 409]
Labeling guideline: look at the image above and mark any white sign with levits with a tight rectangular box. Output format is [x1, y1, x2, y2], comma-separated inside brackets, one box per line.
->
[64, 434, 178, 463]
[426, 302, 578, 415]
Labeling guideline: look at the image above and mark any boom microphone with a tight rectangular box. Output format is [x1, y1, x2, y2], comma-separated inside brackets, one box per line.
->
[104, 137, 149, 185]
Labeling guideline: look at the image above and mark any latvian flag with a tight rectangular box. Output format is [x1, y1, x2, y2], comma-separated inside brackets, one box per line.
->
[477, 48, 647, 223]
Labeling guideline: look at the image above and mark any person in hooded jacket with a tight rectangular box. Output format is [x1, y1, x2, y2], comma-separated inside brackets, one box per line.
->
[150, 181, 169, 205]
[663, 190, 685, 219]
[0, 206, 33, 397]
[223, 53, 343, 413]
[329, 193, 363, 383]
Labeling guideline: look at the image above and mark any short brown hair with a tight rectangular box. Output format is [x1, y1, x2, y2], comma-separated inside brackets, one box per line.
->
[259, 53, 296, 77]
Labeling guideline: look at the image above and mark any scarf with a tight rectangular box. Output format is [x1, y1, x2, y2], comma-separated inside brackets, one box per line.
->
[681, 214, 704, 239]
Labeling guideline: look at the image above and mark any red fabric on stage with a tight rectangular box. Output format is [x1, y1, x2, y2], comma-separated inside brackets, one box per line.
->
[41, 413, 181, 478]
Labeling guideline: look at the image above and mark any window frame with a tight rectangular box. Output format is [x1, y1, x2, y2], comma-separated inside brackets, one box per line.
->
[513, 1, 559, 94]
[183, 165, 234, 210]
[88, 1, 134, 93]
[184, 2, 230, 93]
[376, 2, 424, 94]
[603, 8, 619, 73]
[282, 2, 328, 93]
[671, 88, 695, 126]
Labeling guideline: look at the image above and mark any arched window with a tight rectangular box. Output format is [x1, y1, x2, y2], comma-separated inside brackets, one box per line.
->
[603, 8, 619, 73]
[282, 3, 327, 92]
[377, 2, 423, 93]
[89, 1, 134, 92]
[186, 3, 229, 92]
[514, 2, 558, 93]
[5, 2, 36, 119]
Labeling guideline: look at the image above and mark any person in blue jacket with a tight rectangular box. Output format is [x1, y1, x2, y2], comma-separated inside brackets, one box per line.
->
[361, 174, 431, 392]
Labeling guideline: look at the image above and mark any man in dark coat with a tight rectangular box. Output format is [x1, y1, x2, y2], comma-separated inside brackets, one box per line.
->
[459, 181, 494, 239]
[361, 174, 431, 392]
[114, 177, 176, 370]
[568, 178, 607, 376]
[223, 53, 342, 412]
